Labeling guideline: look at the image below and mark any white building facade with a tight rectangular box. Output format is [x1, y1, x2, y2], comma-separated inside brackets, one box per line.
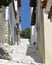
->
[36, 0, 52, 65]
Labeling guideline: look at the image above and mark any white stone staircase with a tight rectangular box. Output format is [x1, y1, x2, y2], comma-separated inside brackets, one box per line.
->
[0, 59, 48, 65]
[0, 38, 49, 65]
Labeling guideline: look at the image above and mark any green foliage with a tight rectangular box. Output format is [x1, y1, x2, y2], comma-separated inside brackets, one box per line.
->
[20, 28, 31, 39]
[0, 0, 12, 7]
[8, 40, 12, 45]
[4, 56, 12, 60]
[0, 0, 2, 8]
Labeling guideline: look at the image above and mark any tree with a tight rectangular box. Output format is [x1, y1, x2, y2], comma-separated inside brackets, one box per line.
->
[2, 0, 12, 6]
[0, 0, 3, 8]
[20, 28, 31, 39]
[0, 0, 12, 7]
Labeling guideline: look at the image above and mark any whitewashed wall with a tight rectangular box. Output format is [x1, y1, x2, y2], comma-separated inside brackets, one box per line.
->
[30, 8, 37, 44]
[43, 10, 52, 65]
[9, 3, 16, 44]
[31, 25, 37, 44]
[9, 2, 20, 44]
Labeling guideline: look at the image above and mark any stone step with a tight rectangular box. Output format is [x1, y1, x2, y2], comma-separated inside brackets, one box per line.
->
[3, 39, 42, 64]
[0, 59, 49, 65]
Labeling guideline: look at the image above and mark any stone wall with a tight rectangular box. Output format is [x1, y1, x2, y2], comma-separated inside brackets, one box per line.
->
[0, 7, 5, 43]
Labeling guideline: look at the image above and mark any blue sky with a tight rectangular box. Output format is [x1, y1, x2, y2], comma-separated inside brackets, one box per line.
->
[20, 0, 31, 30]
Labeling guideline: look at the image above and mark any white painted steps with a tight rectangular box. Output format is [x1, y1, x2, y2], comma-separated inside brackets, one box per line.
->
[7, 38, 42, 64]
[0, 59, 49, 65]
[1, 38, 49, 65]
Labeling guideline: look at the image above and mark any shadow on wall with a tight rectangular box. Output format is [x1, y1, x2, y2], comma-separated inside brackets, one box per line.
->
[26, 44, 43, 63]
